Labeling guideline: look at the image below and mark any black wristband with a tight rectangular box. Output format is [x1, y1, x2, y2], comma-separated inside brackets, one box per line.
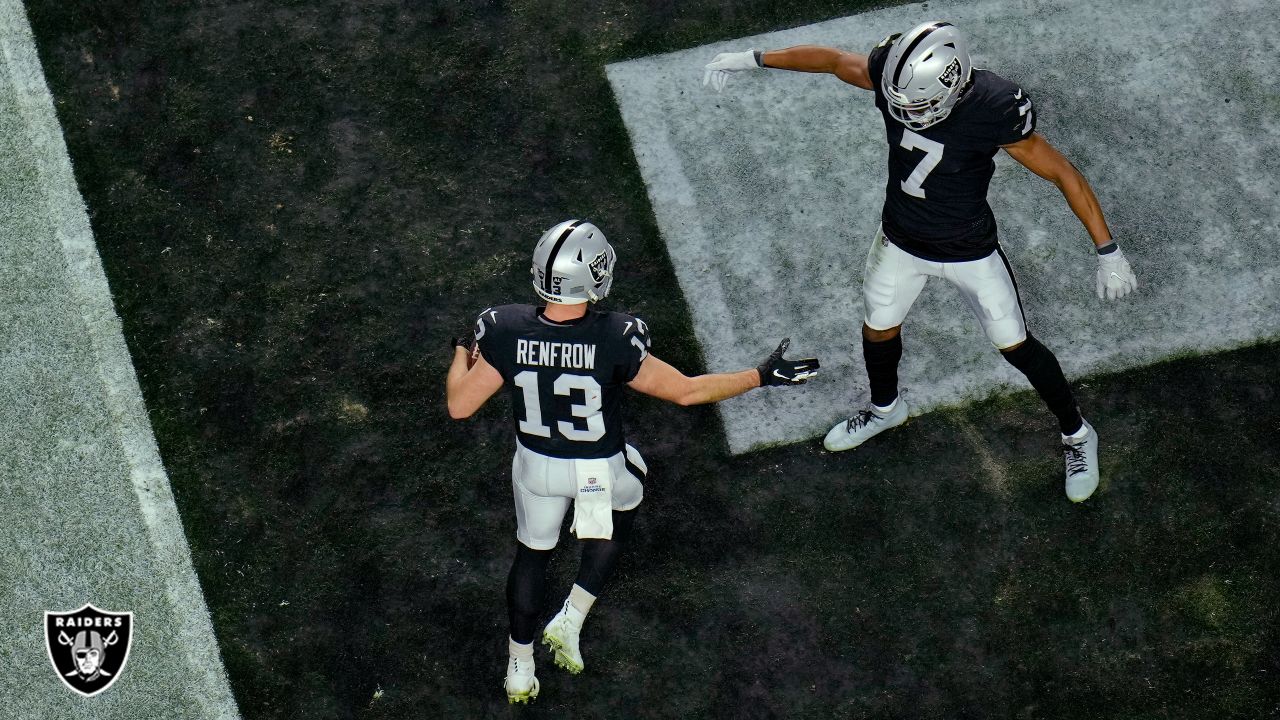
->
[753, 49, 765, 68]
[1096, 241, 1119, 255]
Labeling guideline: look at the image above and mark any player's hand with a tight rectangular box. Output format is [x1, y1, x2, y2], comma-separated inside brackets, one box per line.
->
[451, 334, 479, 367]
[1096, 246, 1137, 300]
[702, 49, 762, 93]
[757, 338, 820, 386]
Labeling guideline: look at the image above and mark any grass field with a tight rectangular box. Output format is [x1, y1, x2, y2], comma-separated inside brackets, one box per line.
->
[0, 2, 235, 715]
[21, 0, 1280, 717]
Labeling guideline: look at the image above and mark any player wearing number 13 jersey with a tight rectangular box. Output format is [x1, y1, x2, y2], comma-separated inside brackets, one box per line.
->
[445, 219, 819, 704]
[473, 304, 650, 460]
[703, 21, 1140, 502]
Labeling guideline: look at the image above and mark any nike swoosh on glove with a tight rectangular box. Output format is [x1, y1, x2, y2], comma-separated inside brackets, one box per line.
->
[1096, 247, 1138, 300]
[757, 338, 821, 386]
[702, 49, 762, 93]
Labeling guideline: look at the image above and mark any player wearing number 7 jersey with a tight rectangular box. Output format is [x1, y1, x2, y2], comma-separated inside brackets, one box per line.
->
[702, 21, 1139, 502]
[445, 219, 818, 704]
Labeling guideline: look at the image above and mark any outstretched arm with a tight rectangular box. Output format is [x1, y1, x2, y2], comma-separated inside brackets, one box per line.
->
[627, 355, 759, 406]
[760, 46, 873, 89]
[1003, 132, 1138, 300]
[626, 338, 819, 406]
[1002, 132, 1111, 248]
[703, 46, 872, 92]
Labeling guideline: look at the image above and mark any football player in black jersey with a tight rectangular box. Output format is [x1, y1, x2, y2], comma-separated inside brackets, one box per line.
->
[445, 219, 819, 703]
[703, 20, 1138, 503]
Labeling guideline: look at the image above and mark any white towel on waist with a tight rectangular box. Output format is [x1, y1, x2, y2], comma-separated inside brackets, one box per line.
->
[569, 458, 613, 540]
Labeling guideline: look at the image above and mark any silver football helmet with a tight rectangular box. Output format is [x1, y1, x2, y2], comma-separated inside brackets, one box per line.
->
[881, 21, 973, 130]
[531, 219, 616, 304]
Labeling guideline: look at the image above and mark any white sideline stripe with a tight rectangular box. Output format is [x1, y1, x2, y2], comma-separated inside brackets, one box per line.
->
[603, 75, 742, 357]
[953, 416, 1009, 499]
[0, 2, 240, 717]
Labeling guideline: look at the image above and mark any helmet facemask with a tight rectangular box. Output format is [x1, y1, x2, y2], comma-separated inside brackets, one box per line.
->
[881, 22, 973, 130]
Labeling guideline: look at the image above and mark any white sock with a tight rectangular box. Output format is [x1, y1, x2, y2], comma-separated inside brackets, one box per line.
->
[1064, 421, 1090, 442]
[509, 637, 534, 659]
[568, 584, 596, 616]
[873, 397, 898, 414]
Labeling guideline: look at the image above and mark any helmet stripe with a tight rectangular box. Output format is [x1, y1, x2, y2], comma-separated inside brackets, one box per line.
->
[542, 220, 582, 295]
[892, 21, 951, 87]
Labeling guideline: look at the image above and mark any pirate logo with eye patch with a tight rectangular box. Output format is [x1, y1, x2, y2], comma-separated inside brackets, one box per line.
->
[45, 604, 133, 697]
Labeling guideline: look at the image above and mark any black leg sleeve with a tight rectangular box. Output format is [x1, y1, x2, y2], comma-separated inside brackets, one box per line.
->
[1000, 334, 1083, 436]
[863, 334, 903, 407]
[506, 542, 553, 644]
[574, 508, 638, 597]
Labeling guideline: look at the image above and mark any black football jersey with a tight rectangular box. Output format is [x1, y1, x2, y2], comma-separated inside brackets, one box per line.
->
[867, 42, 1037, 261]
[473, 304, 651, 459]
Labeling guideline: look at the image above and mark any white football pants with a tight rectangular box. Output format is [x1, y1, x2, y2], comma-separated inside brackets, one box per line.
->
[862, 226, 1028, 349]
[510, 441, 646, 550]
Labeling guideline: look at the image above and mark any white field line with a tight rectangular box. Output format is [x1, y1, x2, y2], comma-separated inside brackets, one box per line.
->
[603, 73, 743, 358]
[0, 2, 240, 717]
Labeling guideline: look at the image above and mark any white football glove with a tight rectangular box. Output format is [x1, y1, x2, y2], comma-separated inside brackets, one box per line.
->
[702, 49, 762, 93]
[1096, 246, 1138, 300]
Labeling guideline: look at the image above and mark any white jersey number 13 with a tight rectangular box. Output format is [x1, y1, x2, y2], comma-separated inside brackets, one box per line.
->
[899, 129, 944, 199]
[513, 370, 605, 442]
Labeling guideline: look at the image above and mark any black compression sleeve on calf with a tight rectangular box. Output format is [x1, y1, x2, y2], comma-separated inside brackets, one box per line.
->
[863, 334, 903, 407]
[506, 543, 553, 645]
[574, 508, 638, 597]
[1000, 334, 1084, 436]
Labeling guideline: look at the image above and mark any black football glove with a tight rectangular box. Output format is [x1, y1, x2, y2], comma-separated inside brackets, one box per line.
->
[756, 338, 820, 386]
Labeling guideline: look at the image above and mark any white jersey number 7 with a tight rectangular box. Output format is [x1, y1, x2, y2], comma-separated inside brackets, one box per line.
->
[899, 129, 944, 199]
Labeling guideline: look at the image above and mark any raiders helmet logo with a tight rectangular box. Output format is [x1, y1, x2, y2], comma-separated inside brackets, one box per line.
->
[939, 58, 963, 89]
[45, 604, 134, 697]
[588, 251, 610, 284]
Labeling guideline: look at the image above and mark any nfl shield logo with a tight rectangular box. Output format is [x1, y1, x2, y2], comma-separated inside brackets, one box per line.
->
[45, 604, 134, 697]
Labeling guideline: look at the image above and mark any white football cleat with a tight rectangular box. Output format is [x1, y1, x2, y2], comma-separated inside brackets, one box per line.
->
[542, 599, 586, 674]
[823, 397, 910, 452]
[1062, 420, 1100, 502]
[504, 652, 539, 704]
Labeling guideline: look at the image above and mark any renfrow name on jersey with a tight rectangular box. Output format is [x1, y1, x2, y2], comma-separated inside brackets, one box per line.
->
[515, 339, 597, 369]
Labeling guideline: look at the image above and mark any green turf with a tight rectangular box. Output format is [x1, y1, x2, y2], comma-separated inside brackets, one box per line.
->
[0, 2, 236, 714]
[24, 0, 1280, 717]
